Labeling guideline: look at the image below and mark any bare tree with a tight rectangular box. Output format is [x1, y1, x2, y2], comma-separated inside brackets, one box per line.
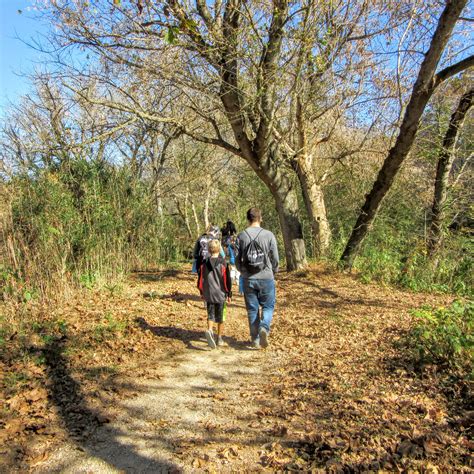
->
[341, 0, 474, 268]
[37, 0, 376, 266]
[427, 87, 473, 258]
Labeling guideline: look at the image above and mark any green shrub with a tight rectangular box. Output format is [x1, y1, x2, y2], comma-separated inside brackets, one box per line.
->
[5, 160, 187, 299]
[93, 312, 127, 341]
[325, 154, 472, 296]
[410, 300, 473, 376]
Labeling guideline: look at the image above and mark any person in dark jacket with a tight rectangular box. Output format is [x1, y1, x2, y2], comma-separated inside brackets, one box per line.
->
[221, 220, 237, 240]
[192, 225, 223, 274]
[197, 239, 232, 348]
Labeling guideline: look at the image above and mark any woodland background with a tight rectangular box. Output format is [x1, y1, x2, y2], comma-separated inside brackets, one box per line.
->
[0, 1, 473, 470]
[1, 0, 472, 303]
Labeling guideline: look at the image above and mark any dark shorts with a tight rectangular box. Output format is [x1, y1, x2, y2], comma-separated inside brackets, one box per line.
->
[207, 302, 227, 323]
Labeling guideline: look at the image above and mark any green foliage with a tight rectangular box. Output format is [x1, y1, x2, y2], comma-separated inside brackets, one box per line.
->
[325, 159, 472, 296]
[79, 272, 97, 290]
[0, 318, 7, 348]
[410, 300, 473, 375]
[165, 26, 179, 44]
[104, 283, 123, 297]
[354, 219, 473, 296]
[31, 318, 68, 345]
[6, 159, 183, 298]
[93, 312, 127, 341]
[3, 371, 30, 389]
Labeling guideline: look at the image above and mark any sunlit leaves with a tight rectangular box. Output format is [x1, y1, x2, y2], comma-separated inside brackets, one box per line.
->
[165, 26, 179, 44]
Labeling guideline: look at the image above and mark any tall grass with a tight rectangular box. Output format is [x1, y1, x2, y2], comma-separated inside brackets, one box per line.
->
[1, 159, 186, 305]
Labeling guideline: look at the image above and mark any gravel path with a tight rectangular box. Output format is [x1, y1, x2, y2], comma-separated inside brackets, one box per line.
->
[35, 321, 274, 472]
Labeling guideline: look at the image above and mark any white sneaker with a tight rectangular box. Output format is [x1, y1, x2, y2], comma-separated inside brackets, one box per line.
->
[205, 330, 216, 349]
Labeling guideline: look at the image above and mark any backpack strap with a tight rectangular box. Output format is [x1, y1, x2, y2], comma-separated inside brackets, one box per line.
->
[244, 228, 263, 243]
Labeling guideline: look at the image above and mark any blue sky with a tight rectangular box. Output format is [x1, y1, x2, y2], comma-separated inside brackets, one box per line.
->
[0, 0, 49, 112]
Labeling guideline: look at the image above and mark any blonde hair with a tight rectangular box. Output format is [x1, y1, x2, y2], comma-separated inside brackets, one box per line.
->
[208, 239, 221, 255]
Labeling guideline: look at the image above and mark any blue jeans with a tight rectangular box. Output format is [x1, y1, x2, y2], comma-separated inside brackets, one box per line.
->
[227, 245, 236, 265]
[243, 279, 276, 342]
[239, 275, 244, 294]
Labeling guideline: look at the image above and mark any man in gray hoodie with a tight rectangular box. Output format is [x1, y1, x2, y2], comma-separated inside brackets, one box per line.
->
[236, 208, 279, 349]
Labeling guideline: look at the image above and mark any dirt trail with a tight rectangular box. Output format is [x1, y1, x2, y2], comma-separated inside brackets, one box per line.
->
[35, 278, 278, 473]
[4, 266, 471, 472]
[38, 345, 271, 473]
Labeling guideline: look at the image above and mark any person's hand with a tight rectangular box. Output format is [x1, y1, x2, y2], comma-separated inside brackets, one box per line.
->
[227, 297, 232, 303]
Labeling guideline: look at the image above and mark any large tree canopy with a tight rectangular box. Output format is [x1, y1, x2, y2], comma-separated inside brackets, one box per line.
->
[19, 0, 473, 270]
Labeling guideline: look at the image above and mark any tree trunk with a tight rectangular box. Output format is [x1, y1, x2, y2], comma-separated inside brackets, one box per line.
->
[219, 84, 308, 269]
[203, 180, 211, 231]
[217, 0, 306, 271]
[340, 0, 468, 269]
[253, 157, 307, 271]
[156, 195, 164, 233]
[190, 198, 201, 236]
[427, 88, 473, 257]
[293, 158, 331, 257]
[272, 186, 306, 271]
[176, 193, 193, 239]
[219, 101, 307, 269]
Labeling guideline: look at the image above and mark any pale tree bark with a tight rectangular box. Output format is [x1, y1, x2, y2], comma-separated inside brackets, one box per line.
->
[191, 198, 201, 236]
[427, 87, 473, 258]
[203, 179, 211, 231]
[156, 195, 164, 233]
[176, 192, 193, 239]
[284, 0, 383, 258]
[341, 0, 473, 268]
[293, 157, 331, 255]
[292, 96, 331, 255]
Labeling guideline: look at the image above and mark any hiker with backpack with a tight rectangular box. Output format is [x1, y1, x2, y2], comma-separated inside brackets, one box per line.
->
[235, 208, 279, 349]
[221, 220, 240, 286]
[221, 220, 237, 267]
[221, 220, 237, 241]
[192, 225, 223, 275]
[197, 239, 232, 349]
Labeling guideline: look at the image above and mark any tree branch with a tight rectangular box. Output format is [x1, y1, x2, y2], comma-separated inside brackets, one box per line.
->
[434, 54, 474, 86]
[181, 126, 243, 158]
[166, 0, 218, 65]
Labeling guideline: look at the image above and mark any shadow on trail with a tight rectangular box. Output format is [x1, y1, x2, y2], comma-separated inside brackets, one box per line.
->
[136, 317, 253, 351]
[42, 336, 180, 473]
[159, 291, 202, 302]
[145, 290, 246, 309]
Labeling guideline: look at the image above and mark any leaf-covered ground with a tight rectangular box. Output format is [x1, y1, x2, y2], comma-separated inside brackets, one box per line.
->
[1, 265, 472, 472]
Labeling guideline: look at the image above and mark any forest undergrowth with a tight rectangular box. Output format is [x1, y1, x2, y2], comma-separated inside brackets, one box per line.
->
[0, 265, 472, 472]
